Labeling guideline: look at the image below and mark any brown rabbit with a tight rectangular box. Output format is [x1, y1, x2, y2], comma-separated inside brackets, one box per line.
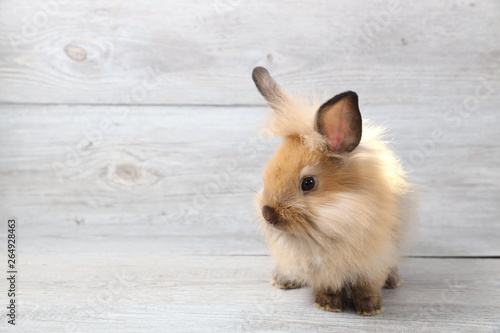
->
[252, 67, 411, 315]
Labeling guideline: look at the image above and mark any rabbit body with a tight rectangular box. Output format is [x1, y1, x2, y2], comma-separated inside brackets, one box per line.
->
[252, 67, 410, 315]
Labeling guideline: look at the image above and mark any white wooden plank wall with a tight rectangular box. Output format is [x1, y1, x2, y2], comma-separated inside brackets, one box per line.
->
[0, 0, 499, 332]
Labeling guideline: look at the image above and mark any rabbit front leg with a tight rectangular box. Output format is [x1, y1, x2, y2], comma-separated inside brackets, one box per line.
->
[314, 287, 347, 312]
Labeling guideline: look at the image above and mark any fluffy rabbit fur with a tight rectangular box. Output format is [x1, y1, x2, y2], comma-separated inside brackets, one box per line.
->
[252, 67, 411, 316]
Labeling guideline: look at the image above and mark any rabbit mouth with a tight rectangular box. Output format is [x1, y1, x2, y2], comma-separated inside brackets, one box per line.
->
[265, 216, 285, 230]
[268, 217, 281, 227]
[267, 218, 287, 232]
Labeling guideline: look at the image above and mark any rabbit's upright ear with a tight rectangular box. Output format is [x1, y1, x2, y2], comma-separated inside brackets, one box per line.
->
[315, 91, 362, 153]
[252, 67, 289, 108]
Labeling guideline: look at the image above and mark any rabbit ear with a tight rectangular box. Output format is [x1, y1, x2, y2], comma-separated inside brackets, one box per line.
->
[315, 91, 362, 153]
[252, 67, 289, 108]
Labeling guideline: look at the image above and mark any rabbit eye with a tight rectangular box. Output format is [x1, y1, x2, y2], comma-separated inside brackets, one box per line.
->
[300, 176, 317, 193]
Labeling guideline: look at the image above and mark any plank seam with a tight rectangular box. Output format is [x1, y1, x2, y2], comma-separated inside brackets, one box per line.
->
[186, 254, 500, 258]
[0, 102, 266, 108]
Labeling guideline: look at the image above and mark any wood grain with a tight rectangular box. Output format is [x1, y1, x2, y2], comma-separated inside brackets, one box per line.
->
[0, 0, 498, 105]
[2, 255, 499, 332]
[0, 104, 498, 256]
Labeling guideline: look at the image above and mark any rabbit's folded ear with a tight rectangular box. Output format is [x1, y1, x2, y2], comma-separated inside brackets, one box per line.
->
[315, 91, 362, 153]
[252, 67, 289, 108]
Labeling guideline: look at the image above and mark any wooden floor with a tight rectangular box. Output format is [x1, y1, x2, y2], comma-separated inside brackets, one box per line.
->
[1, 1, 499, 332]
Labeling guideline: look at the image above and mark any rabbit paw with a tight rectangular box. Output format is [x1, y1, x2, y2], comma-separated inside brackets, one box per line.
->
[314, 289, 346, 312]
[351, 281, 384, 316]
[384, 266, 403, 289]
[270, 275, 303, 290]
[353, 295, 384, 316]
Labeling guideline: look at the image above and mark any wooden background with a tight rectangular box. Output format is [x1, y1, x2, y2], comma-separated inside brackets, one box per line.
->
[0, 0, 499, 332]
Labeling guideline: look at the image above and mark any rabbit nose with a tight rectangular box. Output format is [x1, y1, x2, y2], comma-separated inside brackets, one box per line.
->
[262, 205, 277, 224]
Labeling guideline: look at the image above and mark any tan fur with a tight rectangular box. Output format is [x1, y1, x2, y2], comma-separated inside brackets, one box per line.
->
[253, 68, 411, 315]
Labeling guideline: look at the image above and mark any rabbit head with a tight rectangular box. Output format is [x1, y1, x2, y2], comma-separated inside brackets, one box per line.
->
[252, 67, 400, 238]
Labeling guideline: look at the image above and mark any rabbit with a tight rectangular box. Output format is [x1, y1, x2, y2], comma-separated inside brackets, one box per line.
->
[251, 67, 411, 316]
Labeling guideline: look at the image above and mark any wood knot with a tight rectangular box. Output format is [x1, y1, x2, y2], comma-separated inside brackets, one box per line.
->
[115, 163, 141, 182]
[65, 44, 87, 62]
[104, 154, 165, 193]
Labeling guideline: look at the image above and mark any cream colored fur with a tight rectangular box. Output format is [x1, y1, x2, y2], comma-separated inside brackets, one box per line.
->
[256, 87, 410, 294]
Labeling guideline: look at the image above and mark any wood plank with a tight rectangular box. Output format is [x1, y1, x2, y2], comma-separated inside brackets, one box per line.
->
[0, 104, 498, 256]
[3, 255, 499, 332]
[0, 0, 498, 105]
